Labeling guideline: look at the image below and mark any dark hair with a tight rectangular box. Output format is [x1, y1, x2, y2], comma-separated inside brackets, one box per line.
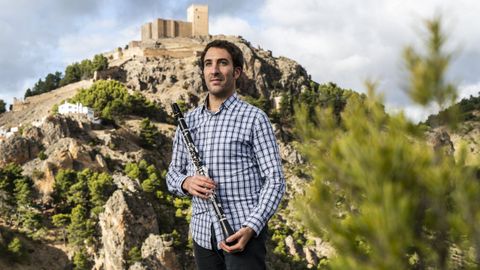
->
[199, 40, 244, 75]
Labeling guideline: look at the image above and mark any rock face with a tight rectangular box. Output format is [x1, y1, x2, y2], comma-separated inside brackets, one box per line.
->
[98, 184, 159, 270]
[0, 114, 93, 168]
[127, 234, 181, 270]
[0, 135, 40, 166]
[426, 129, 455, 157]
[278, 141, 305, 165]
[39, 114, 92, 147]
[431, 129, 455, 156]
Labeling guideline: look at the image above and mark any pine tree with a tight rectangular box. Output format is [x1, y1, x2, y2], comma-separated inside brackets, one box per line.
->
[295, 17, 480, 269]
[139, 118, 160, 149]
[0, 99, 6, 113]
[67, 204, 93, 248]
[73, 247, 91, 270]
[53, 169, 78, 211]
[87, 171, 114, 217]
[52, 213, 70, 246]
[92, 54, 108, 72]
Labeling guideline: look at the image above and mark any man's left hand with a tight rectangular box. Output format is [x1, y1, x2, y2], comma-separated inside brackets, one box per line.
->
[219, 226, 255, 253]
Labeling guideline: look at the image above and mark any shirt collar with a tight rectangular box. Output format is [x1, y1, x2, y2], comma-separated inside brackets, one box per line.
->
[202, 92, 239, 113]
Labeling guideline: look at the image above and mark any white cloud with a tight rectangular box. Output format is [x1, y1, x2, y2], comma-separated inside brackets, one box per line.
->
[246, 0, 480, 121]
[210, 16, 255, 38]
[57, 20, 139, 65]
[459, 82, 480, 100]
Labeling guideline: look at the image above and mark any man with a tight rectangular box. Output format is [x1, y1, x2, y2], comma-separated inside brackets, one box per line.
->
[166, 39, 285, 270]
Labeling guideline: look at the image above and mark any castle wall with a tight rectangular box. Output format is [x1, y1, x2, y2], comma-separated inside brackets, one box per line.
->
[141, 22, 152, 40]
[176, 21, 192, 37]
[152, 19, 165, 39]
[140, 4, 208, 42]
[166, 20, 173, 37]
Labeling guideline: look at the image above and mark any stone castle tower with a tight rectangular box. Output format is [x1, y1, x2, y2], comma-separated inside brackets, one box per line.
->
[187, 4, 208, 36]
[141, 4, 208, 41]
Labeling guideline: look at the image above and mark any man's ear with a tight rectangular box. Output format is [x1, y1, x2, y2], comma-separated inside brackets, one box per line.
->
[234, 67, 242, 80]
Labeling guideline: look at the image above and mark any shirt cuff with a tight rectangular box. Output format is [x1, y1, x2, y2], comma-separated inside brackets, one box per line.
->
[174, 174, 190, 197]
[242, 217, 265, 237]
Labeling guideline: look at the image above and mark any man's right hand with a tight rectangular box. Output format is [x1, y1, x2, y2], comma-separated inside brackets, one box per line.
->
[182, 175, 216, 199]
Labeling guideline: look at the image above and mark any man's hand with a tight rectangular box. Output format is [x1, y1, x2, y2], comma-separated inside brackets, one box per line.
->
[182, 175, 216, 199]
[219, 226, 255, 253]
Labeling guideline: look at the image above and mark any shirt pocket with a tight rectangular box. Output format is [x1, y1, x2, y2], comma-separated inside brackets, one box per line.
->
[222, 125, 252, 158]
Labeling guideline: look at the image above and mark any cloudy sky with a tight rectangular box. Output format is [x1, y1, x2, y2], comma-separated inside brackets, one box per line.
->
[1, 0, 479, 121]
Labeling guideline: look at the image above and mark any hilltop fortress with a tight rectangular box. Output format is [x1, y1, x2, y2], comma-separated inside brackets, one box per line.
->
[105, 4, 210, 61]
[141, 4, 208, 39]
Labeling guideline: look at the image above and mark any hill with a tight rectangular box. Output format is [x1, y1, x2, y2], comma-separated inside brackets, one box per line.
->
[0, 35, 332, 270]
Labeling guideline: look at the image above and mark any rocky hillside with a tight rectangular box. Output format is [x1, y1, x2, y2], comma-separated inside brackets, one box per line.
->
[424, 94, 480, 164]
[0, 35, 323, 270]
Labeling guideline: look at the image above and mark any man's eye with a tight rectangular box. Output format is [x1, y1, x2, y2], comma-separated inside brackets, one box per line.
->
[204, 62, 211, 67]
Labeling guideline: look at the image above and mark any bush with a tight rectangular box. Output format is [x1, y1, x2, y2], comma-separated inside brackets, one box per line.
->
[73, 248, 91, 270]
[7, 237, 24, 261]
[38, 150, 47, 160]
[243, 95, 271, 114]
[0, 99, 6, 113]
[127, 246, 142, 266]
[70, 80, 168, 122]
[139, 118, 161, 149]
[125, 160, 166, 199]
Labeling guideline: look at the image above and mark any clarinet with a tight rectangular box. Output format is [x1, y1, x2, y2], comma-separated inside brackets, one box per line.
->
[171, 103, 237, 245]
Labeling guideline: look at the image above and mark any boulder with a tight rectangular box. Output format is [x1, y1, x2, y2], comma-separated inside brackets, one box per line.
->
[98, 187, 159, 270]
[0, 135, 41, 166]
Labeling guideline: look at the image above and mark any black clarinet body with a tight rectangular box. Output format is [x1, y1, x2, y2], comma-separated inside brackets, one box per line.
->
[171, 103, 236, 244]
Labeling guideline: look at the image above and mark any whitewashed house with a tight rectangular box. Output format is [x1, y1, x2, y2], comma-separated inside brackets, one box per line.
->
[58, 101, 95, 121]
[0, 126, 19, 140]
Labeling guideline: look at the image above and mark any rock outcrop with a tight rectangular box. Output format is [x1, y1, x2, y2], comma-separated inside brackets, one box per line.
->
[97, 178, 159, 270]
[0, 135, 41, 166]
[127, 234, 181, 270]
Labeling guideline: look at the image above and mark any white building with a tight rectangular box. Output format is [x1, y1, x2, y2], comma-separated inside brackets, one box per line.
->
[0, 126, 19, 140]
[58, 101, 95, 121]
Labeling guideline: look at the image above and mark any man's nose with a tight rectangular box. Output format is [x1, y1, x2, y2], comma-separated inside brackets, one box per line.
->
[210, 63, 220, 74]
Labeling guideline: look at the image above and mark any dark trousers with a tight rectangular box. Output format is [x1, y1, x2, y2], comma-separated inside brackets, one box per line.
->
[193, 226, 268, 270]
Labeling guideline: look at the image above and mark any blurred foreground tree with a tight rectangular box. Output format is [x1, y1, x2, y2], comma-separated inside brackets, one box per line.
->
[295, 17, 480, 269]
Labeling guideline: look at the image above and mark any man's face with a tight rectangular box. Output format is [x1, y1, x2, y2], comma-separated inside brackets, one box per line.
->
[203, 47, 241, 98]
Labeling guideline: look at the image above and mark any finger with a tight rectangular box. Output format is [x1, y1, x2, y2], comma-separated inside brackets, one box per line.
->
[202, 181, 216, 190]
[225, 241, 244, 253]
[226, 232, 241, 243]
[190, 187, 210, 199]
[220, 241, 234, 253]
[196, 176, 216, 186]
[194, 181, 215, 194]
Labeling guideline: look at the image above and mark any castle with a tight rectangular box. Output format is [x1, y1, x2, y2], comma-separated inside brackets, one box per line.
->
[103, 4, 210, 61]
[141, 4, 208, 40]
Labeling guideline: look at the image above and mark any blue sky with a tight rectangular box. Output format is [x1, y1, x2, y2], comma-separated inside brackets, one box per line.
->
[1, 0, 479, 121]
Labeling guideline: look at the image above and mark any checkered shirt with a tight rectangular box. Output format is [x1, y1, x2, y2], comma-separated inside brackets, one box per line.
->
[166, 92, 286, 250]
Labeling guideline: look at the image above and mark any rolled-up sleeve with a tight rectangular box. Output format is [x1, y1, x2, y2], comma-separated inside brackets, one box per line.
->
[242, 112, 286, 235]
[166, 127, 190, 197]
